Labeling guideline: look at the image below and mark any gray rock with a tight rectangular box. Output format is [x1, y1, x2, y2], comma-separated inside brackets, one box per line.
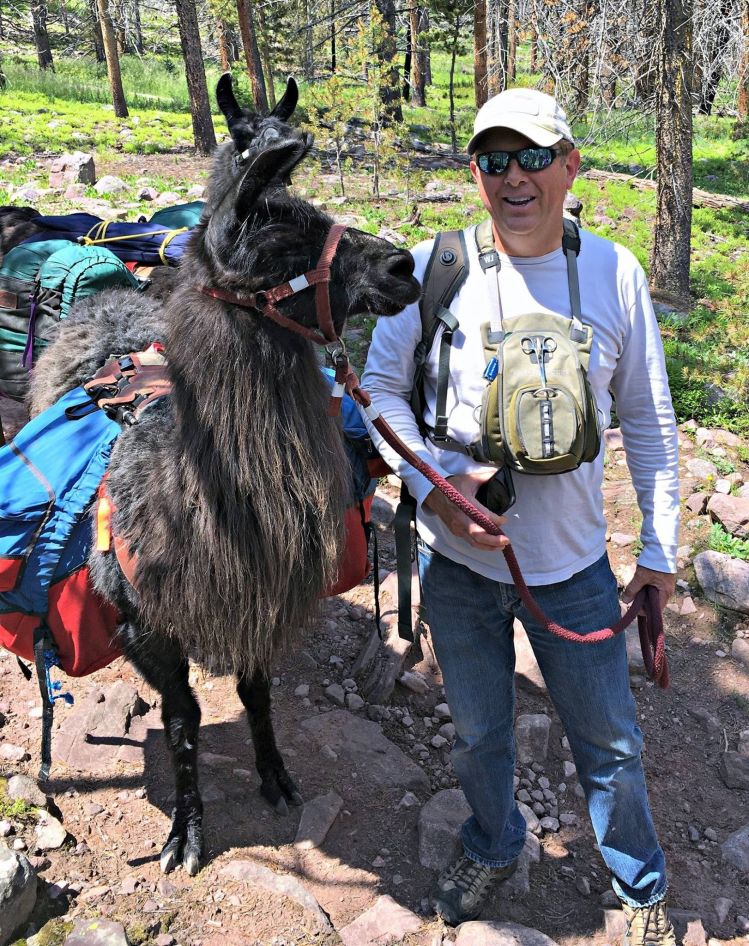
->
[687, 706, 721, 734]
[500, 834, 541, 898]
[65, 920, 129, 946]
[517, 801, 541, 835]
[325, 683, 346, 706]
[55, 682, 150, 770]
[714, 896, 733, 924]
[154, 191, 182, 206]
[604, 909, 627, 940]
[707, 494, 749, 539]
[454, 921, 560, 945]
[685, 493, 708, 515]
[515, 714, 551, 764]
[219, 859, 332, 930]
[186, 184, 205, 199]
[338, 894, 422, 945]
[721, 823, 749, 871]
[137, 187, 158, 201]
[514, 623, 546, 691]
[294, 683, 310, 698]
[48, 151, 96, 187]
[93, 175, 128, 195]
[301, 710, 430, 791]
[694, 551, 749, 613]
[346, 692, 365, 712]
[35, 814, 67, 850]
[539, 817, 559, 832]
[739, 729, 749, 756]
[719, 752, 749, 789]
[418, 789, 472, 870]
[434, 703, 451, 719]
[294, 791, 343, 849]
[732, 638, 749, 668]
[7, 774, 46, 808]
[0, 743, 28, 762]
[686, 457, 718, 480]
[0, 845, 37, 946]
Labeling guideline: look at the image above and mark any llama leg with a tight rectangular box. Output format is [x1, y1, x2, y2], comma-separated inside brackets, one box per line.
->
[236, 669, 303, 815]
[120, 623, 204, 875]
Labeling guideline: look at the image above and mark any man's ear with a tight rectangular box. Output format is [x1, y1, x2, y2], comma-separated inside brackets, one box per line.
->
[564, 148, 582, 187]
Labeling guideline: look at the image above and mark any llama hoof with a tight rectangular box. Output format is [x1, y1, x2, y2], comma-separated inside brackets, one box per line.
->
[159, 823, 203, 875]
[290, 790, 304, 807]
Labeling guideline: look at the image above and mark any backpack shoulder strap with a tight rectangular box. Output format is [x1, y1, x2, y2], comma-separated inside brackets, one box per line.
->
[410, 229, 469, 437]
[561, 217, 585, 339]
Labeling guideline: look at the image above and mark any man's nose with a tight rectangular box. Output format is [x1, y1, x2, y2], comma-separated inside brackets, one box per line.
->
[503, 156, 528, 184]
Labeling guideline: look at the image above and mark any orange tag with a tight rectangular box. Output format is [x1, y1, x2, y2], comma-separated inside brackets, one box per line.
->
[96, 496, 112, 551]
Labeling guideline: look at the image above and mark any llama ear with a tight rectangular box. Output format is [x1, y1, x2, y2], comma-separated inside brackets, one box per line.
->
[270, 77, 298, 122]
[234, 137, 309, 218]
[216, 73, 245, 128]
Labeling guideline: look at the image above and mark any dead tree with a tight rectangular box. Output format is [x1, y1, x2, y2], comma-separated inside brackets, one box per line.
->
[175, 0, 217, 154]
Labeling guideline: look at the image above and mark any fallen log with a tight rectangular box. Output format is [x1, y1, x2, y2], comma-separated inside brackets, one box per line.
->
[582, 168, 749, 212]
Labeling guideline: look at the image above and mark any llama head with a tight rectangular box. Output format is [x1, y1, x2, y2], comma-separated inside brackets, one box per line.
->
[196, 75, 420, 336]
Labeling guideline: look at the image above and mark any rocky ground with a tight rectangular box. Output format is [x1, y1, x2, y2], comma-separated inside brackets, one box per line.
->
[1, 155, 749, 946]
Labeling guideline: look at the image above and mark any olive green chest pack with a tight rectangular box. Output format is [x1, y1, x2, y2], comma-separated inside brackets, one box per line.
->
[412, 217, 601, 476]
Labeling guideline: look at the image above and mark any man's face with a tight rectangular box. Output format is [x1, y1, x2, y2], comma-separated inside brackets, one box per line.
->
[469, 128, 580, 257]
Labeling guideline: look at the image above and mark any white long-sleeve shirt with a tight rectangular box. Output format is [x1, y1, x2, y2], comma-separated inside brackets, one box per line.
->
[361, 224, 680, 585]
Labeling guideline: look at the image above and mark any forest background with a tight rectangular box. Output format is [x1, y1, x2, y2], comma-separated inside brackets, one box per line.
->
[1, 0, 748, 443]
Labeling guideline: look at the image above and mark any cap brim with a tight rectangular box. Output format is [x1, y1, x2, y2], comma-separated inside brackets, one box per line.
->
[467, 119, 563, 155]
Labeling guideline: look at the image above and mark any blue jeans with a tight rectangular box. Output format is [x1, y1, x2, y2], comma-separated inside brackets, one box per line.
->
[417, 541, 667, 907]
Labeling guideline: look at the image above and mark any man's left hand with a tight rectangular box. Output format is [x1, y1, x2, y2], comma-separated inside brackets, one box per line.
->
[622, 565, 676, 612]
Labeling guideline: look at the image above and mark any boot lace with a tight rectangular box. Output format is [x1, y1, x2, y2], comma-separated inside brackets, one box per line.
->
[442, 856, 494, 896]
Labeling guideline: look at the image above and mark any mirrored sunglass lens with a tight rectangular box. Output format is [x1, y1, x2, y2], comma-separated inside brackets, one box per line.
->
[480, 152, 509, 174]
[518, 148, 553, 170]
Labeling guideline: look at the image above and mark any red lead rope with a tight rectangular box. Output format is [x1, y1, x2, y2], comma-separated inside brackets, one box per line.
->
[349, 378, 669, 689]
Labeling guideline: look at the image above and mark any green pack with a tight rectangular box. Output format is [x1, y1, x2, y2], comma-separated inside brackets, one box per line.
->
[0, 242, 139, 401]
[414, 217, 601, 475]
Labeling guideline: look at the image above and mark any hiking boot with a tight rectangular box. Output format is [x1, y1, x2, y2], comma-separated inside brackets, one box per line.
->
[622, 898, 677, 946]
[430, 854, 517, 926]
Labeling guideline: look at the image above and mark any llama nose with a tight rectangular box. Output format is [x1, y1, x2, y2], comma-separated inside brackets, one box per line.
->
[385, 249, 415, 281]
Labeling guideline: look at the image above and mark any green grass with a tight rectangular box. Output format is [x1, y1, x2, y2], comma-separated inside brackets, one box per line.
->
[1, 49, 748, 435]
[709, 523, 749, 561]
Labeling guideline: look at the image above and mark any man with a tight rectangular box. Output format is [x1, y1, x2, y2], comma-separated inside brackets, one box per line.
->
[361, 88, 680, 944]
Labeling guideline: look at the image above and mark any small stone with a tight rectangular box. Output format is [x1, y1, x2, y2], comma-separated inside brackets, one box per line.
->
[430, 735, 448, 749]
[294, 684, 310, 698]
[439, 722, 456, 741]
[576, 876, 591, 896]
[83, 802, 105, 817]
[704, 827, 718, 842]
[434, 703, 451, 719]
[345, 692, 365, 711]
[324, 683, 345, 706]
[714, 897, 732, 924]
[7, 774, 47, 808]
[0, 743, 29, 762]
[540, 816, 560, 832]
[563, 761, 577, 778]
[320, 744, 338, 762]
[35, 814, 68, 850]
[294, 791, 343, 849]
[398, 792, 419, 809]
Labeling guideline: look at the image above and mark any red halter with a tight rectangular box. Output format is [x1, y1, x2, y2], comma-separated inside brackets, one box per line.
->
[198, 223, 350, 414]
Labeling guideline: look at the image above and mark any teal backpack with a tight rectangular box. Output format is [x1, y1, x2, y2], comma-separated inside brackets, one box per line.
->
[0, 242, 140, 400]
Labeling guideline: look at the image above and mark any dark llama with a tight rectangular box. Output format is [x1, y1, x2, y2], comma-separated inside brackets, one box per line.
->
[29, 74, 420, 875]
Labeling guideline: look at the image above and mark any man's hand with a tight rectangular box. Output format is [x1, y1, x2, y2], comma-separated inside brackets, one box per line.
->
[622, 564, 676, 612]
[422, 469, 510, 551]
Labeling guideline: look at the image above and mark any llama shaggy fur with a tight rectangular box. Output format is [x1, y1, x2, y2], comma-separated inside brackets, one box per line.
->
[27, 74, 419, 875]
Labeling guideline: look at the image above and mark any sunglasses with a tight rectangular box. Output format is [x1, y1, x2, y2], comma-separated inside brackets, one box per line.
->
[476, 147, 564, 175]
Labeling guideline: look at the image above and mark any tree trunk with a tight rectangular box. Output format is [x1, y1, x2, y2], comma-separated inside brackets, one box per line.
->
[133, 0, 143, 54]
[331, 0, 336, 71]
[410, 4, 426, 106]
[254, 0, 275, 107]
[31, 1, 54, 70]
[507, 0, 517, 83]
[650, 0, 693, 304]
[423, 8, 432, 85]
[403, 19, 412, 100]
[217, 19, 232, 72]
[474, 0, 488, 108]
[448, 23, 459, 152]
[89, 0, 106, 62]
[695, 0, 732, 115]
[237, 0, 268, 113]
[487, 0, 509, 94]
[301, 0, 313, 79]
[175, 0, 216, 154]
[372, 0, 403, 125]
[740, 0, 749, 119]
[97, 0, 127, 116]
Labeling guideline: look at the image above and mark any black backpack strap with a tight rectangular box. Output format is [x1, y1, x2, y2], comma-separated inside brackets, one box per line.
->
[33, 621, 55, 782]
[394, 482, 417, 641]
[562, 218, 585, 339]
[410, 229, 469, 433]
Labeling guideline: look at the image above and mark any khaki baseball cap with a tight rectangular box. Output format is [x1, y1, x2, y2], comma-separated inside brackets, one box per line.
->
[467, 88, 574, 154]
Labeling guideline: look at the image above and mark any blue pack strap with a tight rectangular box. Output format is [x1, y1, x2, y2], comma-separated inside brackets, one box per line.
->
[32, 621, 73, 781]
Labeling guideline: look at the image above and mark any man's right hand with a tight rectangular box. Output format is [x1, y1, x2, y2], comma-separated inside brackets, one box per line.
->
[422, 469, 510, 551]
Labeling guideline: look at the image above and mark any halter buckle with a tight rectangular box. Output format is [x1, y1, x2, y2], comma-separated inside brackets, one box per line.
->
[325, 340, 347, 366]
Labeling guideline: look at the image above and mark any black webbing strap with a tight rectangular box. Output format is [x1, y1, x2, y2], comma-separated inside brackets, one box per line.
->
[562, 218, 585, 339]
[394, 482, 417, 641]
[432, 306, 459, 442]
[33, 621, 55, 782]
[358, 500, 382, 634]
